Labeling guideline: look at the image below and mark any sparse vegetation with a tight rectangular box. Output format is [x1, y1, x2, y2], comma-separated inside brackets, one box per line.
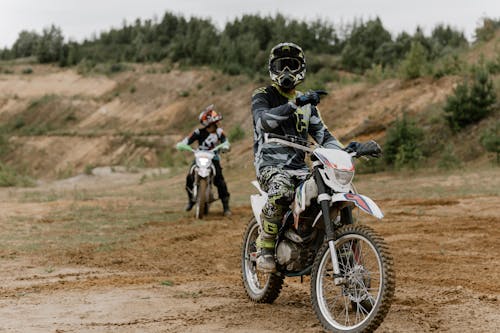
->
[84, 164, 94, 175]
[400, 41, 427, 80]
[384, 113, 424, 169]
[228, 125, 245, 142]
[438, 146, 463, 170]
[444, 66, 497, 131]
[480, 122, 500, 164]
[0, 162, 35, 187]
[475, 17, 500, 42]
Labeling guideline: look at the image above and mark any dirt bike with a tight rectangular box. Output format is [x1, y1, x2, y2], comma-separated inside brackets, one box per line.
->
[177, 142, 227, 219]
[241, 133, 395, 332]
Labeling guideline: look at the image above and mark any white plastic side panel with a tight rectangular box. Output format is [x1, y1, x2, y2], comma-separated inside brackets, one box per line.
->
[330, 193, 384, 219]
[251, 180, 267, 196]
[250, 194, 267, 226]
[250, 181, 268, 226]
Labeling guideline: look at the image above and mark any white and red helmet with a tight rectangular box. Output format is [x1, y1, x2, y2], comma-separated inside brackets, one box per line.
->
[199, 104, 223, 127]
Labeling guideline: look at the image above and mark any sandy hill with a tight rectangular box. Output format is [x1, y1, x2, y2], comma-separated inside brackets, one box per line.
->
[0, 35, 498, 180]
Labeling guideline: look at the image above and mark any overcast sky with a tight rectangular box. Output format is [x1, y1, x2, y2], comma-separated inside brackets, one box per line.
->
[1, 0, 499, 48]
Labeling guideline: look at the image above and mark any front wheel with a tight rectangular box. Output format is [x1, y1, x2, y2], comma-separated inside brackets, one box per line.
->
[241, 217, 284, 303]
[311, 224, 395, 332]
[195, 178, 208, 219]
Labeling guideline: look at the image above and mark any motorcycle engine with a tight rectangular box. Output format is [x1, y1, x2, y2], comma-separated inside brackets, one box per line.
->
[276, 240, 303, 271]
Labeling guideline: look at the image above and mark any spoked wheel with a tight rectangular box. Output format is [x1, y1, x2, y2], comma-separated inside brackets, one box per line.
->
[241, 217, 284, 303]
[195, 178, 208, 219]
[311, 224, 395, 332]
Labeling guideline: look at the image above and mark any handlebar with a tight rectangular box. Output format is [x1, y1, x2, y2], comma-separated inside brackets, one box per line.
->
[176, 141, 229, 153]
[264, 133, 368, 158]
[264, 133, 315, 153]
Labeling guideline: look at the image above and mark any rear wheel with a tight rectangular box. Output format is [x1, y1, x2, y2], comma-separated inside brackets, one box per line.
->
[311, 224, 395, 332]
[241, 217, 284, 303]
[195, 179, 208, 219]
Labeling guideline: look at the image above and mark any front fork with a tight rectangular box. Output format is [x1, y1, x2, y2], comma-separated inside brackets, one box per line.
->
[313, 165, 346, 286]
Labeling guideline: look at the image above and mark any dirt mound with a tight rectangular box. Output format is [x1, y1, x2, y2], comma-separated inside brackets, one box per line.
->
[0, 69, 116, 98]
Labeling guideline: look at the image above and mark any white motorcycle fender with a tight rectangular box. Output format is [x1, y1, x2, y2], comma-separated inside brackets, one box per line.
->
[198, 167, 211, 178]
[331, 193, 384, 219]
[250, 181, 267, 227]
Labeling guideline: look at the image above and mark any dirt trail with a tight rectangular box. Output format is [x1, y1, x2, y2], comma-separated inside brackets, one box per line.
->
[0, 170, 499, 332]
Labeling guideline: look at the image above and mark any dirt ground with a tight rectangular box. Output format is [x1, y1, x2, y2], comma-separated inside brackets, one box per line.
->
[0, 167, 499, 333]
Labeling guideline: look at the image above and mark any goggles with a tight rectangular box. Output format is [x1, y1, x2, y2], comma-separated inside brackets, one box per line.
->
[270, 57, 302, 73]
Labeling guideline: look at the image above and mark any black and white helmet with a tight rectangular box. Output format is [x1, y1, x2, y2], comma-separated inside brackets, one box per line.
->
[269, 42, 306, 90]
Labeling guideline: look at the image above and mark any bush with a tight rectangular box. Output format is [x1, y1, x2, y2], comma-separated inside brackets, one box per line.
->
[84, 164, 94, 175]
[444, 67, 497, 130]
[480, 121, 499, 164]
[0, 162, 35, 187]
[400, 41, 427, 80]
[228, 125, 245, 142]
[475, 17, 500, 42]
[366, 64, 385, 84]
[384, 113, 424, 169]
[0, 134, 9, 157]
[433, 54, 464, 79]
[222, 63, 241, 76]
[109, 63, 126, 73]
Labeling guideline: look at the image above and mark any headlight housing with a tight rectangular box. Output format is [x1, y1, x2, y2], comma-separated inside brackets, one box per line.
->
[334, 169, 354, 185]
[197, 157, 210, 167]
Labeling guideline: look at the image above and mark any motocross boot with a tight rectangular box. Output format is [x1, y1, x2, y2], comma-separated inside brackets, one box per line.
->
[185, 201, 195, 211]
[185, 193, 195, 211]
[222, 196, 232, 217]
[256, 219, 279, 273]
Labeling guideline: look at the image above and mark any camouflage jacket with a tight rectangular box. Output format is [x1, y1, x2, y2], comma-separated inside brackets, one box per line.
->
[251, 84, 342, 175]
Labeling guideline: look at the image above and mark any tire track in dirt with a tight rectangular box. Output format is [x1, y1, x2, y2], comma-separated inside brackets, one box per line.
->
[0, 195, 498, 332]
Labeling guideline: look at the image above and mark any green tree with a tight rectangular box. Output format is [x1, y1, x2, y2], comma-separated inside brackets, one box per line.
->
[384, 113, 424, 169]
[480, 122, 499, 164]
[341, 18, 392, 72]
[475, 17, 500, 42]
[13, 30, 40, 58]
[36, 25, 64, 63]
[444, 67, 497, 130]
[431, 24, 468, 50]
[470, 67, 497, 115]
[400, 41, 427, 80]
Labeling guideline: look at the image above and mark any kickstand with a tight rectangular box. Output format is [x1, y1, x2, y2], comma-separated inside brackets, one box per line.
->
[301, 275, 303, 283]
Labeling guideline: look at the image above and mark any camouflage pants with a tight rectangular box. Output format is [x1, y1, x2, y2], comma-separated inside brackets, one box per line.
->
[256, 167, 306, 249]
[258, 166, 306, 224]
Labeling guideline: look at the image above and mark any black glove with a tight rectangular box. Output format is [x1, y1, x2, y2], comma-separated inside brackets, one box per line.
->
[295, 90, 328, 107]
[345, 140, 382, 157]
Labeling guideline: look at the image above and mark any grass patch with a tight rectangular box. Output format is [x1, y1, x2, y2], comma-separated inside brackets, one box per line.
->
[19, 190, 61, 203]
[228, 125, 245, 142]
[0, 162, 35, 187]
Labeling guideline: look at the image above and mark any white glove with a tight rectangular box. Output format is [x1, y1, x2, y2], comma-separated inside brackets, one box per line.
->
[221, 141, 231, 152]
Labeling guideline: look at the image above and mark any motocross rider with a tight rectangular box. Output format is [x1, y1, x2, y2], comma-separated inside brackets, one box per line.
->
[251, 42, 346, 272]
[177, 105, 231, 216]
